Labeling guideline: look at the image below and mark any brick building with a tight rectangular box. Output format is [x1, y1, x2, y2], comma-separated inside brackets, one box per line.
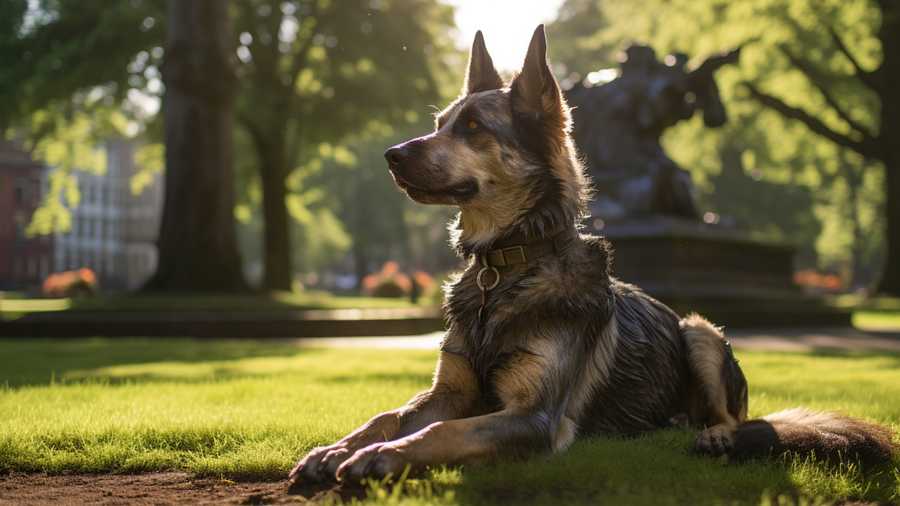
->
[52, 139, 163, 291]
[0, 140, 53, 292]
[0, 138, 163, 294]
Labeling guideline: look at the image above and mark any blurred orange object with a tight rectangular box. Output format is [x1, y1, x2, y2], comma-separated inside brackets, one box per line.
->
[793, 269, 844, 293]
[361, 261, 416, 297]
[42, 268, 99, 298]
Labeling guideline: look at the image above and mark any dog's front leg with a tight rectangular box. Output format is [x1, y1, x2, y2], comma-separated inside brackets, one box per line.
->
[289, 351, 479, 483]
[335, 408, 554, 483]
[336, 332, 585, 482]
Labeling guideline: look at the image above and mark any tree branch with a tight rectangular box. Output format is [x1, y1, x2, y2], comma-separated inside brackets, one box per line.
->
[742, 82, 882, 160]
[779, 45, 878, 141]
[287, 2, 321, 91]
[827, 26, 882, 92]
[237, 111, 268, 155]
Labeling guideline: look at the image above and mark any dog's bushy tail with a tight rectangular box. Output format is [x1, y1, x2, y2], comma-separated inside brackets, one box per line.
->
[730, 407, 897, 466]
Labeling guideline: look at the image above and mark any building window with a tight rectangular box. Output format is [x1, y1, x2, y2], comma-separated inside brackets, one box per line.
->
[15, 177, 29, 204]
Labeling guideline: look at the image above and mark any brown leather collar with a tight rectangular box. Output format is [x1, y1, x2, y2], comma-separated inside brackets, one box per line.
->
[474, 228, 572, 322]
[483, 229, 569, 268]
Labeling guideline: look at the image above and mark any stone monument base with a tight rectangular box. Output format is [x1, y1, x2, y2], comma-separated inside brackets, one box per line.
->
[600, 217, 850, 327]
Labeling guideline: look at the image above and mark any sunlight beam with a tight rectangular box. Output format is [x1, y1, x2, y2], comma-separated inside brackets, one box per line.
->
[444, 0, 565, 73]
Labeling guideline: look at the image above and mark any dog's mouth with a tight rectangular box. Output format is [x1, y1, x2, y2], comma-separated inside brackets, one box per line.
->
[389, 170, 479, 203]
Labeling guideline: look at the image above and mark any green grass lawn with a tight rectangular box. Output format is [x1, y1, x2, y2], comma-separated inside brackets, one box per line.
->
[835, 295, 900, 332]
[0, 339, 898, 505]
[854, 310, 900, 331]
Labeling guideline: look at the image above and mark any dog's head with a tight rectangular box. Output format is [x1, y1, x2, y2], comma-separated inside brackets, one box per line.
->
[384, 26, 586, 246]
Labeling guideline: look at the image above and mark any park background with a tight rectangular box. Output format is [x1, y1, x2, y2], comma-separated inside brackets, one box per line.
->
[0, 1, 899, 505]
[1, 0, 899, 302]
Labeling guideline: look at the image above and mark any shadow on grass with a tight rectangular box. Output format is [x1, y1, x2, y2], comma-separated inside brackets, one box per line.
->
[319, 372, 433, 385]
[282, 431, 894, 506]
[447, 432, 801, 506]
[0, 337, 438, 388]
[0, 337, 313, 387]
[282, 431, 897, 505]
[34, 364, 434, 387]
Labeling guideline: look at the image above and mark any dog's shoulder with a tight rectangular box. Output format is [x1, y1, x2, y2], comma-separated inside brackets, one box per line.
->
[579, 233, 613, 274]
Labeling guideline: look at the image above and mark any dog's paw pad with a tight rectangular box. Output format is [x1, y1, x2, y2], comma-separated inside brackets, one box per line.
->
[694, 426, 735, 456]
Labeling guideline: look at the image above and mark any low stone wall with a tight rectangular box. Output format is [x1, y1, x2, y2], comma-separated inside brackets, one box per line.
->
[0, 307, 446, 338]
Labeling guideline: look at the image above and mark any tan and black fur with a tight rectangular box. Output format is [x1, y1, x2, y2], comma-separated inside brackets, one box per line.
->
[289, 26, 896, 486]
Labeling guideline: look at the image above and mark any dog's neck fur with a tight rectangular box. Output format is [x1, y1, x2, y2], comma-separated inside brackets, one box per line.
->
[450, 162, 586, 259]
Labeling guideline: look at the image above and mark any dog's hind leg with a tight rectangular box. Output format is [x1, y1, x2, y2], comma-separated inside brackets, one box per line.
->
[680, 313, 749, 456]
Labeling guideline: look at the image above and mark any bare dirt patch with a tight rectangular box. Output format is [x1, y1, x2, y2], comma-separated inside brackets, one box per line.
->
[0, 472, 363, 505]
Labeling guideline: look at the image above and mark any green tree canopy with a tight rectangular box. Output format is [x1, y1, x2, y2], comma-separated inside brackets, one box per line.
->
[230, 0, 457, 290]
[2, 0, 459, 291]
[551, 0, 890, 288]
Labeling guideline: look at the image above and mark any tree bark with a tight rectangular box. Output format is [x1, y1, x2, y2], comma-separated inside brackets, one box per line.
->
[879, 164, 900, 295]
[143, 0, 247, 292]
[351, 176, 370, 291]
[258, 136, 293, 291]
[839, 153, 866, 288]
[876, 0, 900, 295]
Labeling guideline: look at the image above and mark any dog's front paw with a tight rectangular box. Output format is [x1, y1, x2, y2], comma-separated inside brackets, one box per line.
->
[694, 424, 735, 457]
[335, 442, 412, 484]
[289, 444, 354, 484]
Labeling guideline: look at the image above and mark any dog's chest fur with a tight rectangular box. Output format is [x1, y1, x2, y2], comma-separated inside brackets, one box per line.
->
[442, 235, 614, 401]
[442, 233, 693, 434]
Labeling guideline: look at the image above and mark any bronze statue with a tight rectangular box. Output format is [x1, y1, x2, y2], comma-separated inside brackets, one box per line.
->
[566, 45, 740, 222]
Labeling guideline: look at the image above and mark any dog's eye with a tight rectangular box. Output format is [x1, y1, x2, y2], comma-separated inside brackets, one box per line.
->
[467, 120, 479, 130]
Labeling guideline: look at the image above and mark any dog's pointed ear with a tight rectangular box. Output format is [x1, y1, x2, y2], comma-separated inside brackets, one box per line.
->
[464, 30, 503, 94]
[511, 25, 562, 117]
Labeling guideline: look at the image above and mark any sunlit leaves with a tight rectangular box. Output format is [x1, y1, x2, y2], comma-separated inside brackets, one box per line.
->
[14, 106, 154, 237]
[294, 68, 323, 95]
[131, 143, 163, 196]
[26, 170, 78, 237]
[2, 0, 165, 240]
[557, 0, 885, 278]
[30, 114, 107, 176]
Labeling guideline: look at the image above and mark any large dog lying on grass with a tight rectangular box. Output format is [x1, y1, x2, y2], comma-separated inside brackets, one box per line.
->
[290, 25, 896, 486]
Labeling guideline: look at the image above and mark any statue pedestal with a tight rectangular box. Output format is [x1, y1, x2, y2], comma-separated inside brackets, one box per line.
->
[600, 217, 850, 327]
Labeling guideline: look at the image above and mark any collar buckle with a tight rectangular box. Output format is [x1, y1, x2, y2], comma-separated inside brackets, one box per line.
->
[488, 245, 528, 267]
[500, 245, 527, 266]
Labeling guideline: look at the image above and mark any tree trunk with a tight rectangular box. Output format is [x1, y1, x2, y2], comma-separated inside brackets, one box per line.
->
[877, 163, 900, 295]
[351, 177, 370, 291]
[839, 154, 864, 288]
[258, 137, 293, 291]
[144, 0, 247, 292]
[876, 0, 900, 295]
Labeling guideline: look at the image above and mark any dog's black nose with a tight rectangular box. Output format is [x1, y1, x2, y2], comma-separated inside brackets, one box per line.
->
[384, 146, 406, 167]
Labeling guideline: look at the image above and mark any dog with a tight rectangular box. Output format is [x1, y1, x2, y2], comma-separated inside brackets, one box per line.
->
[289, 25, 896, 486]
